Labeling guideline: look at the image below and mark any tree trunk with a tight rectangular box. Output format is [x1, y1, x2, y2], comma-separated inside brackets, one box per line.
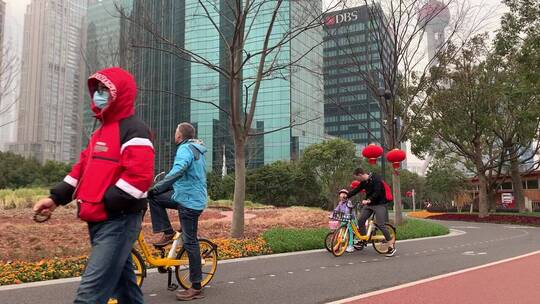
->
[392, 172, 403, 225]
[231, 136, 246, 239]
[477, 173, 489, 218]
[487, 188, 497, 212]
[510, 156, 526, 212]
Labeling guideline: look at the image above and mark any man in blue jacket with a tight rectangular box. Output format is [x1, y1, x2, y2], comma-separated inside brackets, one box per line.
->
[148, 122, 207, 301]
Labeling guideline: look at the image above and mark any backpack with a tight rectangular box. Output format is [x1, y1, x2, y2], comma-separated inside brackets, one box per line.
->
[381, 180, 393, 203]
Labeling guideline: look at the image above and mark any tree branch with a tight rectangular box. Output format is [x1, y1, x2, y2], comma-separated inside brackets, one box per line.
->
[139, 88, 230, 115]
[247, 116, 321, 137]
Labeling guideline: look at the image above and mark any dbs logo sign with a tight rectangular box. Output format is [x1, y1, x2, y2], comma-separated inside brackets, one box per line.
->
[325, 11, 359, 26]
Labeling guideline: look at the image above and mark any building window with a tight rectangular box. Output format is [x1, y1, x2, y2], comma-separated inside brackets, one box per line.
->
[501, 182, 513, 190]
[527, 180, 539, 189]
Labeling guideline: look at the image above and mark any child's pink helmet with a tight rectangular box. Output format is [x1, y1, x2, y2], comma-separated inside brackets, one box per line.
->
[338, 189, 349, 195]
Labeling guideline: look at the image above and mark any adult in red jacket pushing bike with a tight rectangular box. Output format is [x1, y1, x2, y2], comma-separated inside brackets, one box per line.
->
[33, 67, 155, 303]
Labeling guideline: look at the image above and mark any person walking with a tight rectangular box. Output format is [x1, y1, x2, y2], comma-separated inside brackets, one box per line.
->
[33, 67, 155, 303]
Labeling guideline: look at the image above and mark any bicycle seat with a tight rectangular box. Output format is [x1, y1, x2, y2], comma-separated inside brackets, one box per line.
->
[152, 242, 170, 249]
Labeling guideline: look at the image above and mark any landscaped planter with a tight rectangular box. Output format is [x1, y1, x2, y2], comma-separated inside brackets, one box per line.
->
[427, 213, 540, 226]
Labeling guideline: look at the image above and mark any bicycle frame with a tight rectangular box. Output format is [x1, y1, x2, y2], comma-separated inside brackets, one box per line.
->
[344, 216, 386, 243]
[135, 231, 206, 268]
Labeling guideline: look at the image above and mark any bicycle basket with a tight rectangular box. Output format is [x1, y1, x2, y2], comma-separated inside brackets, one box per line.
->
[330, 210, 352, 222]
[328, 220, 339, 230]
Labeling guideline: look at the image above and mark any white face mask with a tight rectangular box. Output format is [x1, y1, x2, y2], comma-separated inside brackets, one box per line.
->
[93, 91, 109, 109]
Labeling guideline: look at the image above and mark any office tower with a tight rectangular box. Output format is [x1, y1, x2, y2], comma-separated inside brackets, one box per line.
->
[323, 5, 391, 148]
[10, 0, 87, 163]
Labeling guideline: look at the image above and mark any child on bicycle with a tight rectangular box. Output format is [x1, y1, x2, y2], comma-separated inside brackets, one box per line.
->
[336, 189, 354, 213]
[330, 189, 356, 252]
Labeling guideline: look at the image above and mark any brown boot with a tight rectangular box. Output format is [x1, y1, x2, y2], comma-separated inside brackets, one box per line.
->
[176, 288, 204, 301]
[152, 232, 175, 247]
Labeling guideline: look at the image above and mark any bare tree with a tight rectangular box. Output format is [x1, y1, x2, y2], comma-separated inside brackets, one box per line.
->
[0, 41, 20, 141]
[322, 0, 493, 224]
[118, 0, 345, 238]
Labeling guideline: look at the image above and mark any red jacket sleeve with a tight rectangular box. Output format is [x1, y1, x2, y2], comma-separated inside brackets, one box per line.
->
[115, 144, 155, 198]
[49, 147, 89, 205]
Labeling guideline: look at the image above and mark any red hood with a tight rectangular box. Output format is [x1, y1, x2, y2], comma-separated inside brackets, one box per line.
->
[88, 67, 137, 122]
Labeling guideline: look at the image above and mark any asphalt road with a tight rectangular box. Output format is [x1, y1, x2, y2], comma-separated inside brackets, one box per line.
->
[1, 219, 539, 304]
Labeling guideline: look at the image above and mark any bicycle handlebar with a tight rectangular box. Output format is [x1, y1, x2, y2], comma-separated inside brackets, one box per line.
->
[153, 171, 166, 183]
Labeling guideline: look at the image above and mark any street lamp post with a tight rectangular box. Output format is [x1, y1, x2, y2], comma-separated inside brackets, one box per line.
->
[377, 88, 392, 182]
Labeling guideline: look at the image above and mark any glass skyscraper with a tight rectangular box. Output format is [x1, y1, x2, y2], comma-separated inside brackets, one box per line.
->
[11, 0, 87, 163]
[323, 5, 390, 148]
[184, 0, 324, 170]
[130, 0, 324, 172]
[130, 0, 191, 174]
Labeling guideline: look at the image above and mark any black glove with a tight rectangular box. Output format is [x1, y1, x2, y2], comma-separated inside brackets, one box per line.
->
[148, 188, 158, 199]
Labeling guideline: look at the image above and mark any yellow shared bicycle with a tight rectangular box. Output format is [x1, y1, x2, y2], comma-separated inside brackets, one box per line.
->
[131, 227, 218, 290]
[330, 206, 396, 257]
[107, 226, 218, 303]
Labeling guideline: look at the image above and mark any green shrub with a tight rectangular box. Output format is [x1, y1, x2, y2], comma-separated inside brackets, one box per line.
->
[397, 218, 449, 240]
[263, 228, 329, 253]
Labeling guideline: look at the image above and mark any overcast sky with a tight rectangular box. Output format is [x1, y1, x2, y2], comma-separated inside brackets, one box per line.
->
[6, 0, 507, 35]
[5, 0, 30, 26]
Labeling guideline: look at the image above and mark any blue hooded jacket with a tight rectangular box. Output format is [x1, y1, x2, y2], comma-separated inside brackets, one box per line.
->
[153, 139, 208, 210]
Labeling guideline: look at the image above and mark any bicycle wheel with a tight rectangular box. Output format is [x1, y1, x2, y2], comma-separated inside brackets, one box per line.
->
[324, 231, 334, 252]
[107, 250, 146, 304]
[175, 239, 218, 290]
[371, 223, 397, 254]
[131, 249, 146, 287]
[331, 226, 349, 257]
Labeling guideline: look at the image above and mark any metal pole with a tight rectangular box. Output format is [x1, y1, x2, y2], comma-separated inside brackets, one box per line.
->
[412, 189, 416, 212]
[378, 89, 386, 182]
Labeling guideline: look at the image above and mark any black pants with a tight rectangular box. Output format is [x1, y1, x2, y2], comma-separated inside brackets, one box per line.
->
[358, 204, 392, 241]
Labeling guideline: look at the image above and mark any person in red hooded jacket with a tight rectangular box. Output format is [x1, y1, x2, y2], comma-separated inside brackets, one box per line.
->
[33, 67, 154, 303]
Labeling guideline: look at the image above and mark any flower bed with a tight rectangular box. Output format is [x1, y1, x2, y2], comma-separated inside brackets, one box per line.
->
[213, 237, 272, 260]
[0, 256, 86, 286]
[426, 213, 540, 226]
[407, 210, 445, 219]
[0, 238, 272, 286]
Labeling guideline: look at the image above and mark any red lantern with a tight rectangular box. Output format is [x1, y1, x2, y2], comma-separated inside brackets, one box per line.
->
[362, 144, 383, 165]
[386, 149, 406, 171]
[350, 180, 360, 189]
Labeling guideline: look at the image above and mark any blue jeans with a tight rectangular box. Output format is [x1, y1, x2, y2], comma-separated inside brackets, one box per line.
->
[74, 212, 143, 304]
[149, 191, 203, 284]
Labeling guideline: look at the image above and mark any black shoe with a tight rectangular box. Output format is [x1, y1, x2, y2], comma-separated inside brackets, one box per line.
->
[386, 247, 397, 257]
[153, 232, 175, 247]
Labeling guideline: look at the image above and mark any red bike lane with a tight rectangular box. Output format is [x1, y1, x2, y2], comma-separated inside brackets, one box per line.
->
[339, 251, 540, 304]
